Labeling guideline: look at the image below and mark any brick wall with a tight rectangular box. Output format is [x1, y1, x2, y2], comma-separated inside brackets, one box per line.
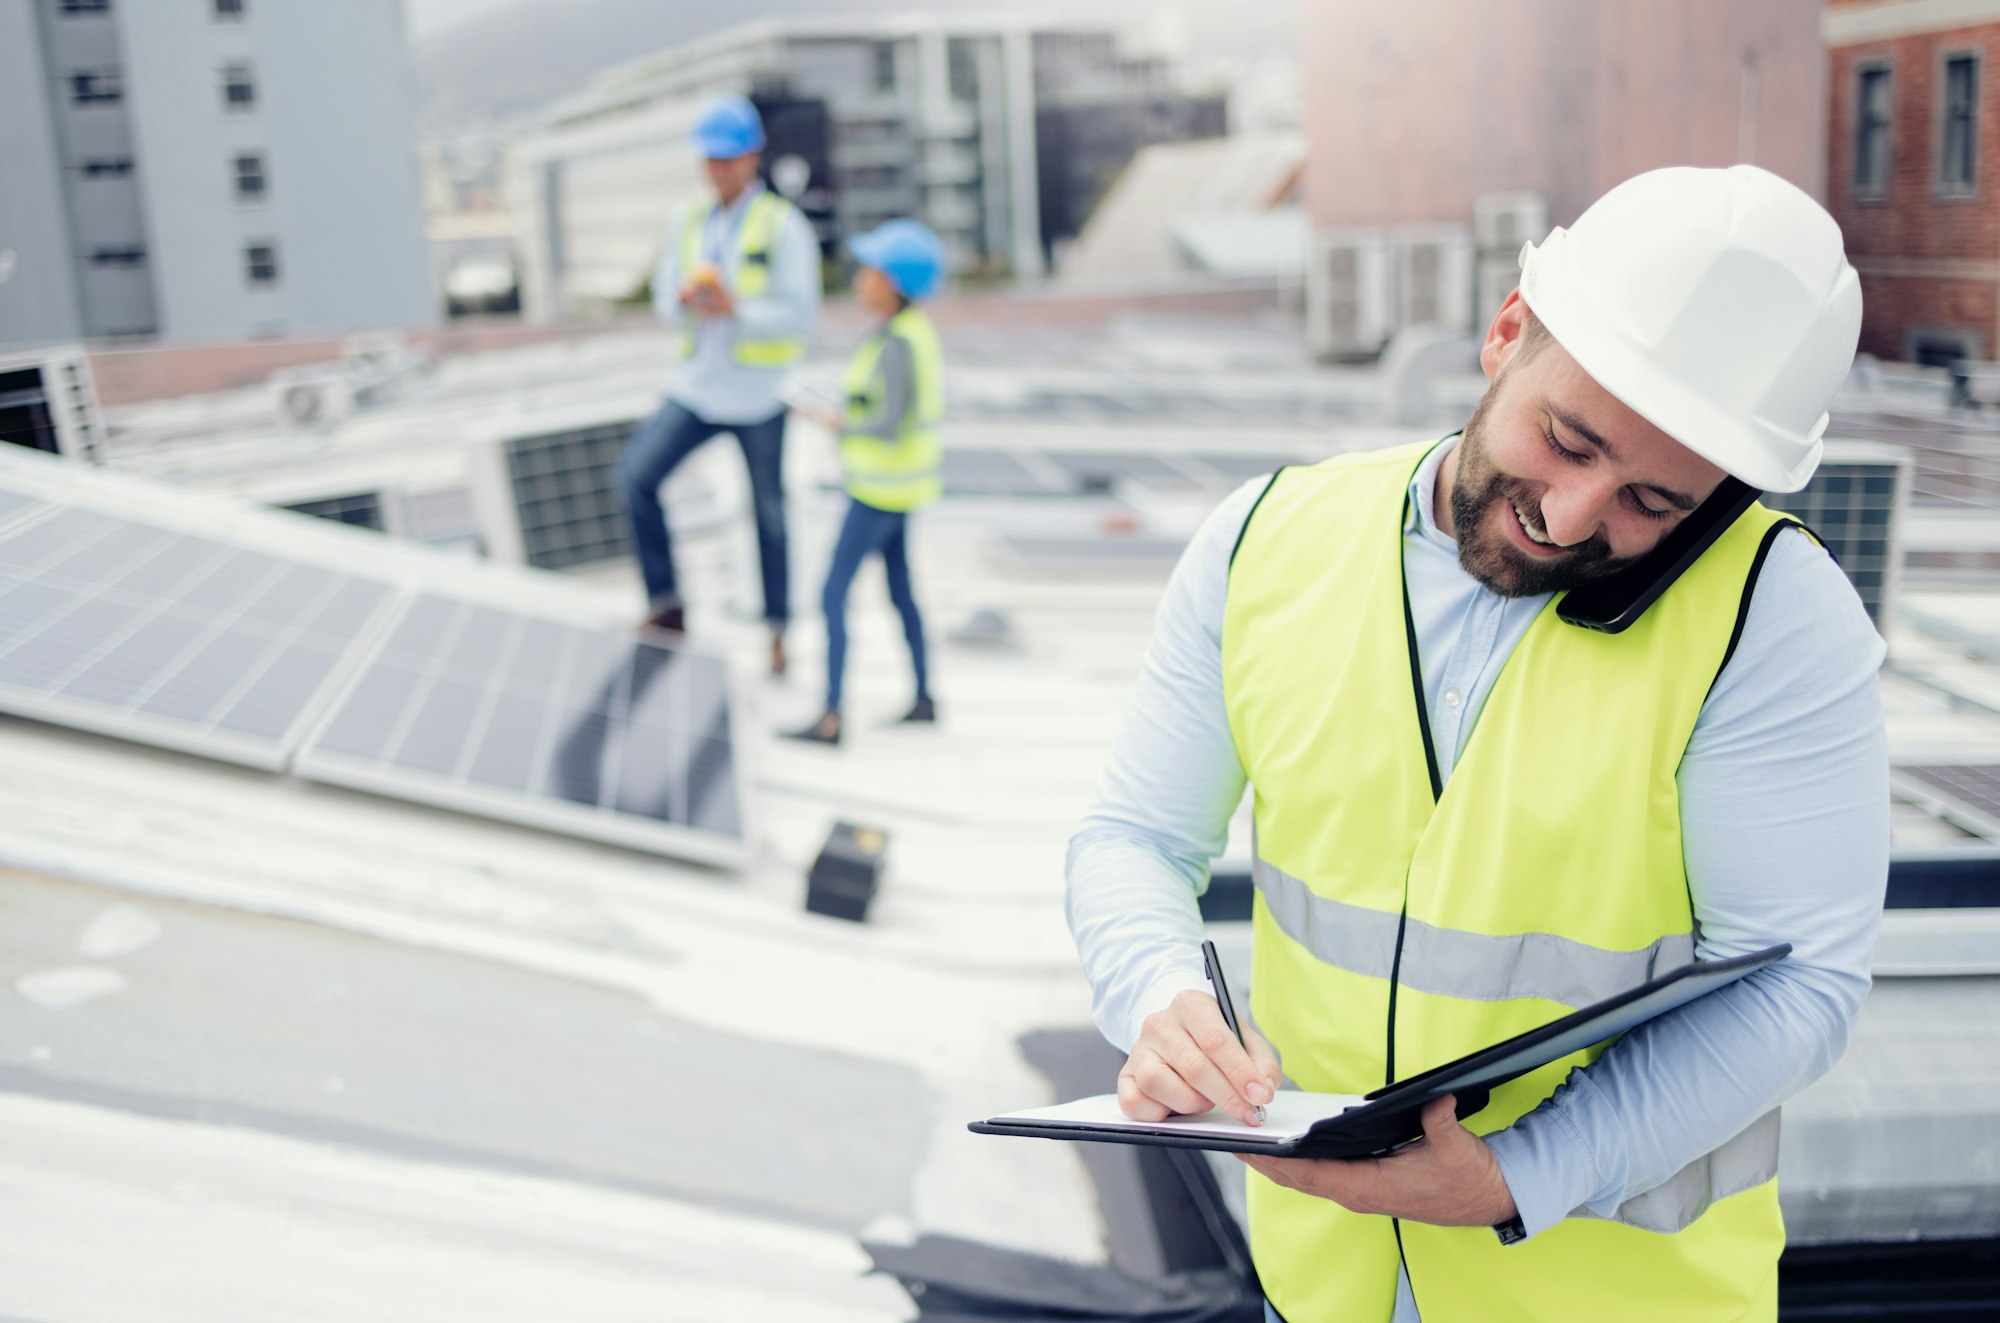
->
[1828, 20, 2000, 359]
[1849, 271, 2000, 360]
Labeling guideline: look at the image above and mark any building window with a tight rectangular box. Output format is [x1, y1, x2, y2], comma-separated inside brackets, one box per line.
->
[1854, 64, 1892, 198]
[89, 246, 145, 268]
[948, 38, 978, 102]
[58, 0, 112, 13]
[872, 41, 897, 92]
[80, 157, 134, 177]
[245, 242, 279, 285]
[222, 62, 256, 111]
[233, 152, 266, 201]
[69, 69, 122, 104]
[1940, 52, 1979, 193]
[214, 0, 245, 17]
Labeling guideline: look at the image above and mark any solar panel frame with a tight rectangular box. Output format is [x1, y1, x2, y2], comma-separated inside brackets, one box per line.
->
[293, 593, 751, 867]
[1891, 765, 2000, 841]
[0, 503, 404, 771]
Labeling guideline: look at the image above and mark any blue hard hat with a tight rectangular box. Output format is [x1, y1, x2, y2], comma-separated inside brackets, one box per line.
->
[848, 219, 946, 301]
[692, 96, 764, 159]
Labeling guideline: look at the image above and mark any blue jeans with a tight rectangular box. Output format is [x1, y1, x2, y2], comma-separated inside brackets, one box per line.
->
[821, 498, 928, 712]
[618, 399, 789, 623]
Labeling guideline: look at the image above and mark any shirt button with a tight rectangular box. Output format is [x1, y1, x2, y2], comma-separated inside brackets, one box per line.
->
[1444, 690, 1463, 709]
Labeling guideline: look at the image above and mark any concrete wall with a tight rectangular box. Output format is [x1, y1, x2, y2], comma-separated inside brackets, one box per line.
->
[118, 0, 433, 342]
[1826, 0, 2000, 362]
[1298, 0, 1827, 232]
[0, 1, 86, 348]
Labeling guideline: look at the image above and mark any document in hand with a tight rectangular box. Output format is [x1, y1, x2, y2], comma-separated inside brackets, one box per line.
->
[972, 944, 1789, 1160]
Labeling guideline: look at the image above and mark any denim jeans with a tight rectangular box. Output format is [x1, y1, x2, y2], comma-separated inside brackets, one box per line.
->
[617, 399, 789, 624]
[820, 498, 928, 711]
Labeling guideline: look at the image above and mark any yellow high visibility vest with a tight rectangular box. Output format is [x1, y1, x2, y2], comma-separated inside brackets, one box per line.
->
[1224, 441, 1798, 1323]
[677, 190, 806, 368]
[838, 306, 944, 513]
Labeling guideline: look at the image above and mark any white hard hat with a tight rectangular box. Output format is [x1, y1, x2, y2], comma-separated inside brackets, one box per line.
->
[1517, 165, 1862, 493]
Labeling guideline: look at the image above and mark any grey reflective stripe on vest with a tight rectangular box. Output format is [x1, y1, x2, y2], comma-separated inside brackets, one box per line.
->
[1579, 1108, 1781, 1233]
[1253, 855, 1695, 1008]
[1255, 852, 1779, 1231]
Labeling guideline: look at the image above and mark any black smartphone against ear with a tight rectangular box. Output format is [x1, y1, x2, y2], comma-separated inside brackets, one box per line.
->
[1556, 478, 1760, 633]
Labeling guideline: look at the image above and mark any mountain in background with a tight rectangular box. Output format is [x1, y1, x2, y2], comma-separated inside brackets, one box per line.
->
[414, 0, 1298, 130]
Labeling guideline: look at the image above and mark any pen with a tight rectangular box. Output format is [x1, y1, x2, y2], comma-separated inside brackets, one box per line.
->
[1202, 938, 1265, 1124]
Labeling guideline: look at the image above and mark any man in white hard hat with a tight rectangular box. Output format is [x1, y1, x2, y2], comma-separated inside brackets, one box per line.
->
[1067, 165, 1885, 1322]
[619, 95, 821, 676]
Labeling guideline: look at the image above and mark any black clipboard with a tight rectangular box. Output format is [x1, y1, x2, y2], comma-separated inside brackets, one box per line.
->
[971, 943, 1789, 1159]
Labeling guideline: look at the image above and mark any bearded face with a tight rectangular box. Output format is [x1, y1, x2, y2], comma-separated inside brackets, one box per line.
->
[1447, 383, 1637, 598]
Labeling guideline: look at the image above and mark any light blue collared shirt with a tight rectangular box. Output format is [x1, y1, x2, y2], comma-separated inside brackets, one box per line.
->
[1068, 439, 1888, 1314]
[654, 182, 822, 426]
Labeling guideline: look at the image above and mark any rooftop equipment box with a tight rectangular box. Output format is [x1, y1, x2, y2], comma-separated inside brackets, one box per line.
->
[806, 821, 888, 923]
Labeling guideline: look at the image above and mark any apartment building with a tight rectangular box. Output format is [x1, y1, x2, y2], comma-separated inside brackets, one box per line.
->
[0, 0, 433, 348]
[1296, 0, 1826, 356]
[1826, 0, 2000, 364]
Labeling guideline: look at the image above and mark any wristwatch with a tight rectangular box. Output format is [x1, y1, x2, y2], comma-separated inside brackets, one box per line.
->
[1491, 1212, 1527, 1246]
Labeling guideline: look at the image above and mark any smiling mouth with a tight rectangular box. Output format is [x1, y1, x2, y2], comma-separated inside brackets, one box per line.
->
[1512, 501, 1561, 548]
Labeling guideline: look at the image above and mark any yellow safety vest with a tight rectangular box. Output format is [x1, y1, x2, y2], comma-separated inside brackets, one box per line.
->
[838, 306, 944, 513]
[1224, 441, 1797, 1323]
[677, 190, 806, 368]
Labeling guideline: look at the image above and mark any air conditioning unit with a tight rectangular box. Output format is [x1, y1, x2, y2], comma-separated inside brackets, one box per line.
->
[1391, 226, 1474, 332]
[0, 345, 104, 463]
[1762, 439, 1910, 634]
[1308, 231, 1393, 360]
[1475, 253, 1522, 339]
[271, 368, 356, 430]
[1473, 192, 1550, 254]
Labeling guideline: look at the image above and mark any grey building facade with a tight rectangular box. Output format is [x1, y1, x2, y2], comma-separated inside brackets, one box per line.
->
[0, 0, 434, 349]
[512, 17, 1226, 321]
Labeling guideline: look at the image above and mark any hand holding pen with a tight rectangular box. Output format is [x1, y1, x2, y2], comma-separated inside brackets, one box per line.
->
[1114, 942, 1282, 1128]
[1203, 939, 1266, 1123]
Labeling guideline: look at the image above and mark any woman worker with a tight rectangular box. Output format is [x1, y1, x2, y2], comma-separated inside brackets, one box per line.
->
[785, 219, 946, 746]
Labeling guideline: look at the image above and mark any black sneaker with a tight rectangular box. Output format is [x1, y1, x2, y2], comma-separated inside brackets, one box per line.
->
[896, 697, 937, 725]
[783, 711, 842, 745]
[642, 603, 686, 636]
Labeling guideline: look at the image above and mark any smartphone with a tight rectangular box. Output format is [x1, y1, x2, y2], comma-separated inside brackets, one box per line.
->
[1555, 477, 1760, 633]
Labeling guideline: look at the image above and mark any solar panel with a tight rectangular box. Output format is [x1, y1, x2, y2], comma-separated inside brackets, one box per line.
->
[284, 491, 387, 531]
[942, 450, 1068, 497]
[1042, 451, 1202, 491]
[1892, 765, 2000, 840]
[0, 506, 398, 768]
[991, 534, 1190, 577]
[0, 488, 43, 527]
[1764, 444, 1910, 628]
[504, 421, 635, 570]
[1193, 452, 1311, 481]
[295, 594, 745, 864]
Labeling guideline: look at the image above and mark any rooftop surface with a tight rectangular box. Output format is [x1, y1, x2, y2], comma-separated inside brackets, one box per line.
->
[5, 305, 2000, 1317]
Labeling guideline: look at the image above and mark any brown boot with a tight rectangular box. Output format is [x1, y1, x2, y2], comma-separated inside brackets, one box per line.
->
[642, 603, 686, 636]
[770, 629, 788, 678]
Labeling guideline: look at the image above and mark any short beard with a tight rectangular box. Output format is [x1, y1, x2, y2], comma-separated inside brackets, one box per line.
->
[1448, 387, 1635, 598]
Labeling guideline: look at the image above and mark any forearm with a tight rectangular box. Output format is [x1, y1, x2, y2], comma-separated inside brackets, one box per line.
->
[1066, 479, 1264, 1051]
[1487, 960, 1862, 1235]
[1488, 532, 1887, 1236]
[1066, 828, 1212, 1051]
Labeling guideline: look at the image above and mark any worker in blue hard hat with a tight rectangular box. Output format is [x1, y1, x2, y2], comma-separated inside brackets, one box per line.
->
[784, 220, 948, 745]
[618, 93, 822, 677]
